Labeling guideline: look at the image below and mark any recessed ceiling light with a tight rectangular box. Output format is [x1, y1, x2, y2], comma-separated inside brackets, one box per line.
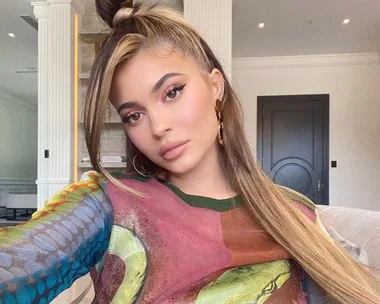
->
[258, 23, 265, 29]
[8, 33, 15, 38]
[343, 18, 350, 25]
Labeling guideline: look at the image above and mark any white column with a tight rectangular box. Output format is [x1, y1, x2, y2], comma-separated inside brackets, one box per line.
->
[32, 1, 51, 209]
[184, 0, 232, 80]
[32, 0, 85, 208]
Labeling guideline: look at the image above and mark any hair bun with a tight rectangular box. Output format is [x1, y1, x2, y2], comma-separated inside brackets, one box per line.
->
[95, 0, 133, 28]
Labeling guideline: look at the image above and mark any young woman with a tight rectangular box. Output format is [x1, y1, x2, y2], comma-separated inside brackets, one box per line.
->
[0, 1, 379, 303]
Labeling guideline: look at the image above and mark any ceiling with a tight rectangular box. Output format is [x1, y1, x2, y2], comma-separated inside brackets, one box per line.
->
[1, 0, 380, 105]
[232, 0, 380, 57]
[0, 0, 37, 105]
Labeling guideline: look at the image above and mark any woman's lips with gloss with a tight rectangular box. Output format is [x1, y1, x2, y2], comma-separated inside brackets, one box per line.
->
[159, 140, 189, 160]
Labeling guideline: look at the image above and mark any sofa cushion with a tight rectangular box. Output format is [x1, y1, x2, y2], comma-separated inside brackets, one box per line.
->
[317, 206, 380, 273]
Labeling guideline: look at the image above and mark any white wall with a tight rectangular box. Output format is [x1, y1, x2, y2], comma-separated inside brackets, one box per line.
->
[232, 53, 380, 211]
[0, 93, 37, 180]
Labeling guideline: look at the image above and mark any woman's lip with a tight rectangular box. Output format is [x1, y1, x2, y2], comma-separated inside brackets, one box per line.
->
[161, 142, 189, 160]
[159, 140, 190, 158]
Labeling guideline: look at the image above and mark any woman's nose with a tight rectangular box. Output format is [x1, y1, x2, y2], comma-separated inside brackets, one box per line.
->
[149, 110, 172, 138]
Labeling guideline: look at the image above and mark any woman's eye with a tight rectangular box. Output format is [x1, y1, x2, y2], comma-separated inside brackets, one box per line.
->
[164, 83, 186, 102]
[167, 89, 178, 99]
[123, 112, 144, 125]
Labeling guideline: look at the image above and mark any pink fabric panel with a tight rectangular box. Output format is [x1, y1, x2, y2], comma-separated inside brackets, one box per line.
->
[108, 178, 232, 303]
[293, 201, 317, 222]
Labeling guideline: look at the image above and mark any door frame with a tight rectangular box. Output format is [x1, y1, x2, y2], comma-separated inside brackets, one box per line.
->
[257, 94, 330, 205]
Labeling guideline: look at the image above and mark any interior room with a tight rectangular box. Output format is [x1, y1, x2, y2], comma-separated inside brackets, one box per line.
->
[0, 0, 38, 227]
[0, 0, 379, 303]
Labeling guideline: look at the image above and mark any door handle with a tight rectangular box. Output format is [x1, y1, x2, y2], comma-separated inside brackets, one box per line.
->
[316, 180, 323, 192]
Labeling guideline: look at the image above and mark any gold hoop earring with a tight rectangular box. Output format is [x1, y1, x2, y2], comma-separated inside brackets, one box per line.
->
[215, 98, 223, 114]
[215, 99, 224, 146]
[132, 154, 160, 178]
[218, 121, 224, 146]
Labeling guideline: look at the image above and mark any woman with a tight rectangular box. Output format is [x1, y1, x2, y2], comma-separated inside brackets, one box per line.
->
[0, 1, 379, 303]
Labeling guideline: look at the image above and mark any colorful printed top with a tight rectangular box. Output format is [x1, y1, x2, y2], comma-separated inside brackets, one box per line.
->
[0, 171, 323, 304]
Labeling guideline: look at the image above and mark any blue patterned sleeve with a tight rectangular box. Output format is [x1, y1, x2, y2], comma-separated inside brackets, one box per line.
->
[0, 172, 113, 304]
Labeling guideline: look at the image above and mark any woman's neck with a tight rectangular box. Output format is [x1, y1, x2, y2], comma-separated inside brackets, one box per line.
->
[167, 143, 236, 199]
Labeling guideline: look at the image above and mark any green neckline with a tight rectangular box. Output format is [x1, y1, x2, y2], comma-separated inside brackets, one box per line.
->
[110, 172, 244, 212]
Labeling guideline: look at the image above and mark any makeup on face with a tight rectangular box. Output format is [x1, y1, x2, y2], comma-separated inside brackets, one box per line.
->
[159, 140, 190, 161]
[116, 72, 187, 126]
[111, 49, 222, 177]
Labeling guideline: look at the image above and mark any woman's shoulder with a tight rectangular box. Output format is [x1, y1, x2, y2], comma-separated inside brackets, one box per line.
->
[276, 185, 333, 241]
[80, 171, 152, 192]
[276, 185, 317, 222]
[105, 171, 164, 199]
[109, 171, 151, 182]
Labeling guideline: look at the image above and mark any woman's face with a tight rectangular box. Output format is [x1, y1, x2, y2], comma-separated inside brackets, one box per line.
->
[111, 48, 224, 175]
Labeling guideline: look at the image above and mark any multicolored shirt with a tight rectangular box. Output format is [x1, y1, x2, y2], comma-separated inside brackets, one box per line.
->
[0, 171, 323, 303]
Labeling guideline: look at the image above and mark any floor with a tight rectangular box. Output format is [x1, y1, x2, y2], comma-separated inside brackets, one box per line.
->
[0, 218, 24, 227]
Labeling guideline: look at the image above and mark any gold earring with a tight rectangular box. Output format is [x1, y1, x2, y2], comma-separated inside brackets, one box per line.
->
[215, 98, 224, 146]
[132, 154, 160, 178]
[215, 98, 223, 113]
[218, 121, 224, 146]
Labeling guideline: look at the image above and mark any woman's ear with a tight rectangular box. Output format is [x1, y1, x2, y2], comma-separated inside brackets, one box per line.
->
[208, 68, 225, 101]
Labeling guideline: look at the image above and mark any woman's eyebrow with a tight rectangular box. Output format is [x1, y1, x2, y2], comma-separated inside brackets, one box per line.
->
[117, 101, 137, 114]
[117, 73, 184, 113]
[152, 72, 183, 93]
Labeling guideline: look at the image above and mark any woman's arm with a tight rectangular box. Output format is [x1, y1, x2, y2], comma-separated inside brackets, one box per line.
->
[0, 172, 113, 304]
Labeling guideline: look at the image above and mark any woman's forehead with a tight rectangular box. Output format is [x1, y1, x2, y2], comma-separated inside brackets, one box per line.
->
[114, 48, 201, 87]
[123, 47, 194, 72]
[110, 49, 200, 105]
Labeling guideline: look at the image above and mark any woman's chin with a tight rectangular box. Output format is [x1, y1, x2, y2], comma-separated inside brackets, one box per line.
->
[161, 156, 197, 177]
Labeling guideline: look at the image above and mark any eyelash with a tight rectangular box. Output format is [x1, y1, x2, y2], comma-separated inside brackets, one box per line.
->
[162, 83, 186, 102]
[122, 111, 142, 125]
[122, 83, 187, 125]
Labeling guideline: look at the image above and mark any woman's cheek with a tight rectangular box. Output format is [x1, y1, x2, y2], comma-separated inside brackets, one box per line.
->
[128, 128, 158, 161]
[175, 95, 206, 125]
[126, 129, 143, 150]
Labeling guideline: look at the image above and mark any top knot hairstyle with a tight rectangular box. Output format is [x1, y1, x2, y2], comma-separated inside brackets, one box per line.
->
[85, 1, 380, 303]
[95, 0, 134, 28]
[96, 0, 179, 30]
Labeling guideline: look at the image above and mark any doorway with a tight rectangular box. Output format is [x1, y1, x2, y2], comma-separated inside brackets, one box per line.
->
[257, 94, 329, 205]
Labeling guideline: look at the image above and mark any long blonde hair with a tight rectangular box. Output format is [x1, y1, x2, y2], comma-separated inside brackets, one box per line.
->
[85, 1, 380, 303]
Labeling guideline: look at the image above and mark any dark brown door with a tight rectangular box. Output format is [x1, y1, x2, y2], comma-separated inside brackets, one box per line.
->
[257, 95, 329, 205]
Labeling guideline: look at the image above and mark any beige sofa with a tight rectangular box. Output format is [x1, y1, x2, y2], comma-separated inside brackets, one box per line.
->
[318, 205, 380, 277]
